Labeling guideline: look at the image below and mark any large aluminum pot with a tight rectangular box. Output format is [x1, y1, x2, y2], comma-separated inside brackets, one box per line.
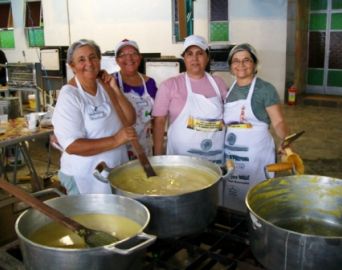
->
[15, 194, 156, 270]
[96, 155, 222, 238]
[246, 175, 342, 270]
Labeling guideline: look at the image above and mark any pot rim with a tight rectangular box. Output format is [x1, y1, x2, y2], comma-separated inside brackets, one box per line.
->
[111, 179, 222, 198]
[245, 174, 342, 239]
[109, 155, 223, 197]
[15, 194, 152, 251]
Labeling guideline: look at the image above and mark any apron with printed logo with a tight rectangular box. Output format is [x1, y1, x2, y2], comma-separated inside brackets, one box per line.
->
[117, 72, 154, 159]
[167, 73, 225, 165]
[222, 77, 275, 211]
[72, 77, 128, 194]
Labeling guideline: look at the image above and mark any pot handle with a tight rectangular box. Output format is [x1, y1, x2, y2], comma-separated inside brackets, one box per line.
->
[106, 232, 156, 255]
[222, 159, 235, 179]
[32, 188, 66, 198]
[93, 161, 112, 183]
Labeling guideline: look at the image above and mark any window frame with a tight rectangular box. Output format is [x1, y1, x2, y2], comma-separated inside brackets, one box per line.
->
[172, 0, 194, 42]
[0, 2, 13, 29]
[25, 0, 45, 47]
[0, 2, 15, 48]
[209, 0, 229, 42]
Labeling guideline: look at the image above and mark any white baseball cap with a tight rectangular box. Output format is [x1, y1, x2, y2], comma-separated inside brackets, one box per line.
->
[115, 39, 139, 57]
[182, 35, 208, 55]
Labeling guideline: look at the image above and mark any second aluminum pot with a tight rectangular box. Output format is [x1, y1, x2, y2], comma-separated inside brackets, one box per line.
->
[95, 155, 223, 238]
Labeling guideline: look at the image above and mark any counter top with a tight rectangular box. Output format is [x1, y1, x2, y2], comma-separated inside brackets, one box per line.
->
[0, 118, 53, 148]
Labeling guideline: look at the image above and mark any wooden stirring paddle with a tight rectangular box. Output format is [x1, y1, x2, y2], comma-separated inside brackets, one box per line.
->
[100, 80, 157, 177]
[0, 180, 119, 247]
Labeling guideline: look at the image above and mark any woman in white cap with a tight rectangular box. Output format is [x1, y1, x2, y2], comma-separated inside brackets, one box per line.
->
[152, 35, 227, 165]
[222, 43, 290, 211]
[112, 39, 157, 159]
[52, 39, 137, 194]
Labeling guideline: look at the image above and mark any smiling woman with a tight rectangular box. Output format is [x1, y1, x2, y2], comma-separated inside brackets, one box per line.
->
[111, 39, 158, 160]
[222, 43, 290, 212]
[52, 39, 137, 195]
[152, 35, 227, 166]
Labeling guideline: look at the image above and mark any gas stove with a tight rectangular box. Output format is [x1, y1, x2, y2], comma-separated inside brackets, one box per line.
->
[142, 207, 264, 270]
[0, 207, 264, 270]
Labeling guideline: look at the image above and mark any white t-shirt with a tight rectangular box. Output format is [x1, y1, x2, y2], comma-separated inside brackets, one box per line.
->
[52, 82, 127, 177]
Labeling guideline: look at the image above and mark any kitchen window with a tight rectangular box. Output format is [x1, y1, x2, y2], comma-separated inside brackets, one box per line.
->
[172, 0, 229, 43]
[172, 0, 194, 42]
[209, 0, 229, 42]
[25, 0, 45, 47]
[0, 2, 15, 48]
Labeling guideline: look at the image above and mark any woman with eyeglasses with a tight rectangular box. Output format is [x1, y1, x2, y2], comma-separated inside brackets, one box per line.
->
[52, 39, 137, 195]
[222, 43, 290, 212]
[112, 39, 158, 159]
[152, 35, 227, 165]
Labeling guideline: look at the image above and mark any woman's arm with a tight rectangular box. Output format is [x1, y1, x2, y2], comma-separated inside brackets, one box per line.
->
[153, 116, 167, 155]
[266, 104, 289, 140]
[65, 126, 137, 156]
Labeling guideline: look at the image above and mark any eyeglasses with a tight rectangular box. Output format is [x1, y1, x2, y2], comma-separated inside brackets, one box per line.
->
[231, 58, 253, 66]
[117, 52, 140, 58]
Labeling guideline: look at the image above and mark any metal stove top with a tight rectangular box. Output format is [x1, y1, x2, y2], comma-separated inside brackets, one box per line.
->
[0, 207, 264, 270]
[142, 207, 264, 270]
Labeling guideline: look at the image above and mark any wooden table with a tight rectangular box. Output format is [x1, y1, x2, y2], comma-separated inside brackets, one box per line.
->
[0, 118, 53, 191]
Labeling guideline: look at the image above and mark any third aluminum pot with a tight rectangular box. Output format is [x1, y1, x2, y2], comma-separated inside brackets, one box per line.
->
[246, 174, 342, 270]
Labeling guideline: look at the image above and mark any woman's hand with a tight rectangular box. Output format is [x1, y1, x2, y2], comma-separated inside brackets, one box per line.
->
[98, 71, 136, 126]
[98, 70, 120, 94]
[98, 70, 111, 83]
[113, 126, 138, 146]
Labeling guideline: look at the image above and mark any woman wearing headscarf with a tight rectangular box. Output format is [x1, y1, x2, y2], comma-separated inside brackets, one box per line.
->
[222, 43, 290, 211]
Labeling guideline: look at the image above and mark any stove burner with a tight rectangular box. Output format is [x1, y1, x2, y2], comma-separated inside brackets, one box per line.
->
[0, 240, 24, 270]
[142, 207, 264, 270]
[0, 208, 264, 270]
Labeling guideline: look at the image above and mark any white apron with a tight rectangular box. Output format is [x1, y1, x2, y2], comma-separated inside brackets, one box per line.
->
[117, 72, 154, 159]
[167, 73, 225, 165]
[222, 77, 275, 211]
[71, 77, 128, 194]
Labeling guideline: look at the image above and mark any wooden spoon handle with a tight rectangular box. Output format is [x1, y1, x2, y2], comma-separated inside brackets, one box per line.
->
[101, 81, 156, 177]
[0, 180, 84, 232]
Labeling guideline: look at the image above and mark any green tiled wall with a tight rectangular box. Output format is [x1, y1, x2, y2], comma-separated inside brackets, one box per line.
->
[310, 14, 327, 30]
[308, 69, 324, 85]
[331, 13, 342, 29]
[328, 70, 342, 87]
[332, 0, 342, 9]
[210, 22, 228, 42]
[27, 28, 45, 47]
[310, 0, 327, 10]
[0, 30, 15, 48]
